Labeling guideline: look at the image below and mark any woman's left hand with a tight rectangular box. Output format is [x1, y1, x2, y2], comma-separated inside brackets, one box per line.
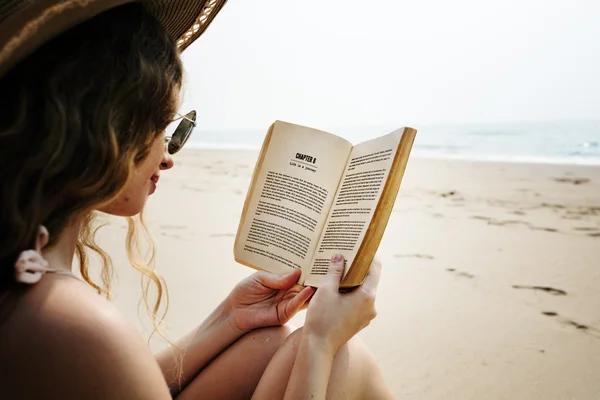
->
[226, 269, 315, 334]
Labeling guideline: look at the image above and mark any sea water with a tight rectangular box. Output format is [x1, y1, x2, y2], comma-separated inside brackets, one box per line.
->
[186, 120, 600, 166]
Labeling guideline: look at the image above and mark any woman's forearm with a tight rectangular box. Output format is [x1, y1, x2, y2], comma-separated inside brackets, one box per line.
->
[155, 300, 241, 395]
[284, 332, 336, 400]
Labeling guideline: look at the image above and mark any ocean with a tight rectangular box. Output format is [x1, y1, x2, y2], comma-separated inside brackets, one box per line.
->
[185, 120, 600, 166]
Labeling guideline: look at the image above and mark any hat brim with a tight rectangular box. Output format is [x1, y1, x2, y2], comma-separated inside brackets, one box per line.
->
[0, 0, 227, 78]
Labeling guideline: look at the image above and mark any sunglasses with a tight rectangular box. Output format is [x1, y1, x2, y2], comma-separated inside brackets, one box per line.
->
[165, 110, 197, 154]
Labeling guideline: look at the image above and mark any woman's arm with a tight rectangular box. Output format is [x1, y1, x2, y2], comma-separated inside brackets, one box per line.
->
[283, 255, 382, 400]
[155, 268, 313, 395]
[154, 300, 241, 395]
[284, 333, 336, 399]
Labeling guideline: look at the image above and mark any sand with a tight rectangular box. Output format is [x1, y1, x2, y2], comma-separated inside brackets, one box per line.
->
[93, 149, 600, 399]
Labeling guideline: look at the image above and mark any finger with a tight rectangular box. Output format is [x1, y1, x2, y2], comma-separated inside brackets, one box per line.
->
[286, 286, 316, 315]
[299, 298, 311, 311]
[361, 257, 382, 293]
[299, 287, 316, 310]
[255, 268, 301, 290]
[324, 254, 345, 288]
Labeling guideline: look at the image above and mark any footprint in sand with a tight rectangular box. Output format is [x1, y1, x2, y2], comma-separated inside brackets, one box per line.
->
[482, 219, 560, 233]
[159, 225, 193, 240]
[160, 232, 184, 240]
[512, 285, 567, 296]
[541, 203, 566, 210]
[488, 219, 529, 227]
[540, 311, 600, 338]
[446, 268, 475, 279]
[181, 184, 205, 192]
[573, 227, 600, 237]
[394, 254, 435, 260]
[531, 226, 559, 233]
[439, 190, 463, 199]
[574, 227, 598, 232]
[541, 311, 558, 317]
[553, 177, 590, 185]
[160, 225, 186, 230]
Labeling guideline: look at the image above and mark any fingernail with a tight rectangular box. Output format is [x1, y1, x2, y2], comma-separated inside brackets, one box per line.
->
[331, 254, 343, 263]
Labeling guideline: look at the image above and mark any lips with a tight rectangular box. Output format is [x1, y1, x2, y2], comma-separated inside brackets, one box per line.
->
[149, 173, 160, 195]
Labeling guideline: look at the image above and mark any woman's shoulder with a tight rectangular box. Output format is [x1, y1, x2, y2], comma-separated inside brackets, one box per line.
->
[3, 273, 124, 343]
[0, 274, 170, 399]
[7, 273, 117, 326]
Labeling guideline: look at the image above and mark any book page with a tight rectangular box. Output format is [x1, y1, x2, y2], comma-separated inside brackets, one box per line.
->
[234, 121, 352, 277]
[305, 129, 404, 287]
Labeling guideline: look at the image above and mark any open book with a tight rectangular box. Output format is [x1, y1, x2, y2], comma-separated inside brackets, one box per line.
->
[234, 121, 417, 288]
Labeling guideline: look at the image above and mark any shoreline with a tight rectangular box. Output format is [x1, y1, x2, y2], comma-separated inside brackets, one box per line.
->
[180, 146, 600, 168]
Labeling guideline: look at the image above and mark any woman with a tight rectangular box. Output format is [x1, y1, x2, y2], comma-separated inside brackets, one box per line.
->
[0, 1, 394, 399]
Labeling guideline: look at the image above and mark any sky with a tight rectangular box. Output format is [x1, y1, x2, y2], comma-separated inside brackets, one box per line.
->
[179, 0, 600, 131]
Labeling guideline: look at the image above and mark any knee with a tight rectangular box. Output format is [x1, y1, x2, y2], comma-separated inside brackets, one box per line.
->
[279, 327, 376, 367]
[273, 330, 388, 398]
[276, 326, 307, 357]
[237, 325, 296, 355]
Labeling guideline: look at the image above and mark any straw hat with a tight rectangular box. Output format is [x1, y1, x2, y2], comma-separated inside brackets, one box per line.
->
[0, 0, 228, 78]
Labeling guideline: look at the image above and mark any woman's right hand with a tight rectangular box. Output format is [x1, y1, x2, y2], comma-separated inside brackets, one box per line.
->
[303, 254, 382, 356]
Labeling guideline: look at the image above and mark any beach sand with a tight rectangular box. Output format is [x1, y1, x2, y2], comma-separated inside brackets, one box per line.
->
[93, 149, 600, 399]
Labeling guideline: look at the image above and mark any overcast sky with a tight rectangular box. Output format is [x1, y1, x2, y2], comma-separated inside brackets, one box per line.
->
[179, 0, 600, 131]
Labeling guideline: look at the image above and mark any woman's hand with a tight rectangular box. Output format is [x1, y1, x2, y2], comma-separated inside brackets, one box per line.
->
[226, 269, 315, 334]
[303, 254, 382, 356]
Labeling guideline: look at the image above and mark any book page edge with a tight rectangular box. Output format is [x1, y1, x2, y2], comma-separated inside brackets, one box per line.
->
[340, 127, 417, 288]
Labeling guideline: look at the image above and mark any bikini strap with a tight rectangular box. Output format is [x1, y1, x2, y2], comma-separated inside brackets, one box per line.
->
[14, 225, 74, 284]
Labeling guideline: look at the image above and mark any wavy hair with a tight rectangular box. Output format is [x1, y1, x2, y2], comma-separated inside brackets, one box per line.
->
[0, 2, 182, 353]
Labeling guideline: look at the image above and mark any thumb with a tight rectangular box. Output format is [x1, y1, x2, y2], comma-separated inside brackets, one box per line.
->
[325, 254, 345, 287]
[254, 268, 301, 290]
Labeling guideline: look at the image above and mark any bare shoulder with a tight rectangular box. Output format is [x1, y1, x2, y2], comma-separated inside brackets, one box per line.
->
[0, 275, 170, 399]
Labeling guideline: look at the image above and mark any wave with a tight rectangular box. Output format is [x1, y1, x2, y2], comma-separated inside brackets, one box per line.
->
[413, 144, 469, 151]
[412, 152, 600, 166]
[184, 120, 600, 166]
[186, 141, 261, 151]
[465, 130, 521, 137]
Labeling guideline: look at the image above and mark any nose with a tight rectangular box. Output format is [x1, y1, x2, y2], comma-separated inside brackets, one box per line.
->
[160, 151, 174, 170]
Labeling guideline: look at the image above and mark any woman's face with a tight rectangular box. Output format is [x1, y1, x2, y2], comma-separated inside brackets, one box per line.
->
[99, 133, 173, 216]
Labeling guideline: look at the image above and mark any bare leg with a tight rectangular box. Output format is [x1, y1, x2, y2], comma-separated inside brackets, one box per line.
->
[179, 326, 393, 400]
[178, 325, 294, 400]
[253, 328, 395, 400]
